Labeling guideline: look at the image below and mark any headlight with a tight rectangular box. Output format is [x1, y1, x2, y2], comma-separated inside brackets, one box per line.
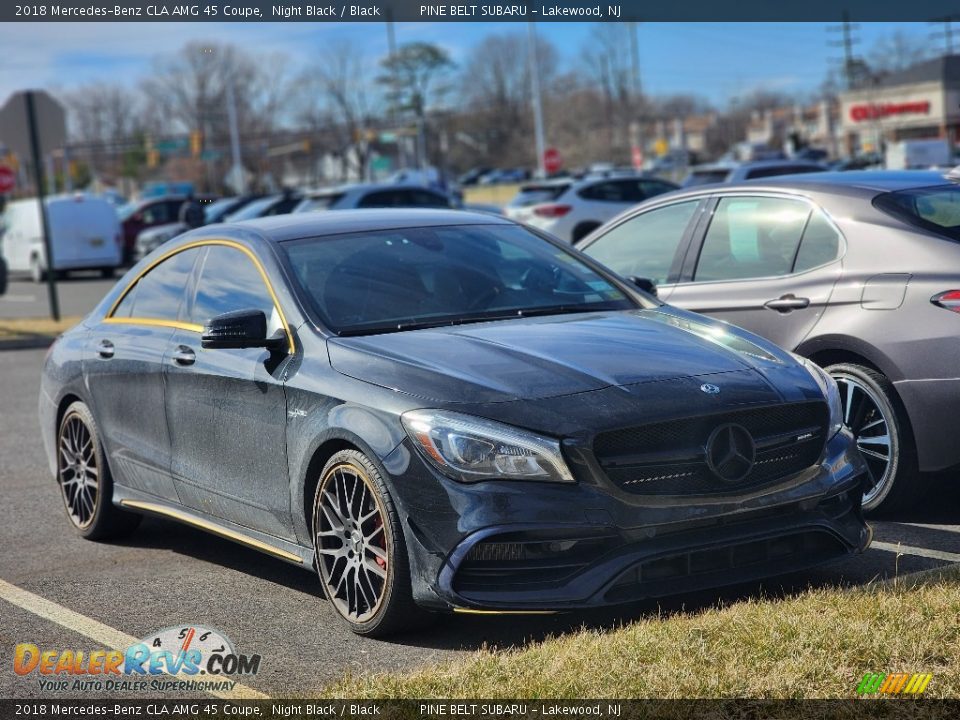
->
[792, 355, 843, 438]
[401, 410, 574, 484]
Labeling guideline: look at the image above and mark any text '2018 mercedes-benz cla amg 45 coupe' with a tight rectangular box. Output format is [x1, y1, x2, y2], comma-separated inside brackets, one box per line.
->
[40, 209, 871, 636]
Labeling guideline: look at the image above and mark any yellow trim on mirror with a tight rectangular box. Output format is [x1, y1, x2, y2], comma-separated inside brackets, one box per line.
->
[106, 239, 296, 354]
[119, 499, 303, 563]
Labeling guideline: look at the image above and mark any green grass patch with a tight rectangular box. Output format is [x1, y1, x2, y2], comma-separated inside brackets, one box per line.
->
[323, 565, 960, 699]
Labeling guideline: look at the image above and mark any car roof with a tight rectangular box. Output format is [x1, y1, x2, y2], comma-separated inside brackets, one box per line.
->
[200, 208, 513, 243]
[305, 183, 446, 197]
[737, 170, 951, 192]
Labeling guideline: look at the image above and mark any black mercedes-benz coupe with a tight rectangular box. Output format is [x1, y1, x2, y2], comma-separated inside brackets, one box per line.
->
[40, 209, 871, 636]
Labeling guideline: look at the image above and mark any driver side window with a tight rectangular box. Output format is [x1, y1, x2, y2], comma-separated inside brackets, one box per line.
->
[189, 245, 281, 334]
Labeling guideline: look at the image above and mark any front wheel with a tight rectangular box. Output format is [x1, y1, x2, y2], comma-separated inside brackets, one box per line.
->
[826, 363, 918, 514]
[57, 401, 142, 540]
[311, 449, 426, 637]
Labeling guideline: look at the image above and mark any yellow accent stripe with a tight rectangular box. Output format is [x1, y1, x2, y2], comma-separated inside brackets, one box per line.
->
[453, 608, 557, 616]
[120, 499, 302, 563]
[0, 578, 269, 700]
[103, 317, 203, 333]
[106, 239, 296, 354]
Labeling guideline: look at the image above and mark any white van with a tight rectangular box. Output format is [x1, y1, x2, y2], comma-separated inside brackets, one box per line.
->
[1, 195, 123, 282]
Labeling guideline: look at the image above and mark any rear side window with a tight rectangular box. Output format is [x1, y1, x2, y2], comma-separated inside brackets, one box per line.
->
[696, 197, 809, 281]
[794, 211, 842, 272]
[407, 190, 450, 208]
[113, 248, 201, 320]
[874, 185, 960, 242]
[507, 184, 570, 208]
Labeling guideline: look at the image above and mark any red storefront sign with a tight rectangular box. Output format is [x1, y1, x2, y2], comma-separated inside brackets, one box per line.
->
[850, 101, 931, 122]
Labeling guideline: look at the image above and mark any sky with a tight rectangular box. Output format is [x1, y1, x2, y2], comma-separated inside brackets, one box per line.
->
[0, 21, 934, 109]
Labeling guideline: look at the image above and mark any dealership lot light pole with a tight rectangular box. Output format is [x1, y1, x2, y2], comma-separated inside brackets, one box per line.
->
[528, 21, 546, 178]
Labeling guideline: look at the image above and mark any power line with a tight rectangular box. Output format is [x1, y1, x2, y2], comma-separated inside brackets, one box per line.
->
[929, 15, 958, 55]
[827, 11, 863, 90]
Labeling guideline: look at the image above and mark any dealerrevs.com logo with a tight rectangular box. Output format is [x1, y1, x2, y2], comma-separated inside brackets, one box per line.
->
[13, 625, 260, 693]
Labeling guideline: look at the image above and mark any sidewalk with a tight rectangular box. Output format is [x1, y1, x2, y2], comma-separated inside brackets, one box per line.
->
[0, 316, 81, 350]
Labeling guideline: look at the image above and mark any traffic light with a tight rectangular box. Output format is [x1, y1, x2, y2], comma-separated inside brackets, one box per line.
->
[190, 130, 203, 158]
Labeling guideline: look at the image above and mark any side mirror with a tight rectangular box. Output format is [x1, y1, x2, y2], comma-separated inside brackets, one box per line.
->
[628, 276, 658, 297]
[202, 309, 284, 350]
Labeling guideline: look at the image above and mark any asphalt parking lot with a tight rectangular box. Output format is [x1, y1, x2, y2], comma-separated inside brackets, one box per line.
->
[1, 281, 959, 699]
[0, 274, 117, 319]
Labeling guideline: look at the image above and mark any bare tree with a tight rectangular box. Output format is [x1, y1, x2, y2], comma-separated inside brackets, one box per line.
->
[62, 83, 145, 179]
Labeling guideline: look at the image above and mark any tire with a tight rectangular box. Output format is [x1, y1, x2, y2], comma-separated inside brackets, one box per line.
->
[30, 255, 45, 283]
[57, 401, 142, 541]
[572, 222, 601, 244]
[825, 363, 919, 514]
[311, 449, 427, 637]
[100, 266, 115, 280]
[0, 258, 7, 296]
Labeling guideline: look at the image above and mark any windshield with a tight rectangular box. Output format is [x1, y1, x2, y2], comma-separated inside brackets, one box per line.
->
[508, 184, 570, 208]
[117, 202, 140, 221]
[873, 185, 960, 241]
[297, 193, 345, 213]
[282, 224, 638, 335]
[683, 170, 731, 187]
[204, 197, 238, 223]
[225, 196, 278, 222]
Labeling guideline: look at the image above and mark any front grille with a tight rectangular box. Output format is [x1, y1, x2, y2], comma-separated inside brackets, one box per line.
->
[454, 529, 621, 594]
[604, 530, 846, 603]
[593, 402, 828, 495]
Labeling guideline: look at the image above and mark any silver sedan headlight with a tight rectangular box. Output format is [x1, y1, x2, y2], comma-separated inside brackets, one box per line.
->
[793, 355, 843, 438]
[401, 409, 574, 484]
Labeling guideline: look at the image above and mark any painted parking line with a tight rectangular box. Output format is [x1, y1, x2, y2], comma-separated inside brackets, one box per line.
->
[0, 578, 269, 700]
[870, 540, 960, 564]
[900, 523, 960, 535]
[0, 295, 36, 302]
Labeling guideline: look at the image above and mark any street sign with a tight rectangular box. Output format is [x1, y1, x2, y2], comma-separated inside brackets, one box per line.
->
[544, 147, 562, 175]
[0, 164, 14, 194]
[0, 90, 66, 160]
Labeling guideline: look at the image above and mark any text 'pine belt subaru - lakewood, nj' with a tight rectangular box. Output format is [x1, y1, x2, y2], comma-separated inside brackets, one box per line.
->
[40, 208, 870, 636]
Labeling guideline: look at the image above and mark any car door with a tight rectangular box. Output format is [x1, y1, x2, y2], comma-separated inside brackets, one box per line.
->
[667, 194, 844, 349]
[577, 198, 706, 300]
[163, 243, 294, 539]
[84, 247, 203, 501]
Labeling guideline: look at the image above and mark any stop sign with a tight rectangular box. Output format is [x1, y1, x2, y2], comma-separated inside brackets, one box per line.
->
[0, 164, 14, 194]
[543, 147, 562, 175]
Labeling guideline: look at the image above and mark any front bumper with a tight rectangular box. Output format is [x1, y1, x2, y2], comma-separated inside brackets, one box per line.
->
[383, 429, 869, 611]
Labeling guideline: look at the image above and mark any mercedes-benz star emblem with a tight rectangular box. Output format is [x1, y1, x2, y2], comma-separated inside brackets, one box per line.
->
[705, 423, 756, 483]
[700, 383, 721, 395]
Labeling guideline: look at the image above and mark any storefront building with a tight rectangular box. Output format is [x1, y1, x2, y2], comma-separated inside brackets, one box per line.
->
[839, 55, 960, 155]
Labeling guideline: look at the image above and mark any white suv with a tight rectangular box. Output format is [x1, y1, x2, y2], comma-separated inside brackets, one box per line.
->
[505, 175, 678, 243]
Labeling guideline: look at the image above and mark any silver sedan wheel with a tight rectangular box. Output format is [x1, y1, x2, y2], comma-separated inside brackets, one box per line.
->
[833, 374, 893, 507]
[314, 463, 389, 623]
[58, 413, 100, 529]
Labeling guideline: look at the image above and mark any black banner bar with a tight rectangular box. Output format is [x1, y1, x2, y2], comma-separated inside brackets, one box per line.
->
[6, 0, 960, 22]
[4, 699, 960, 720]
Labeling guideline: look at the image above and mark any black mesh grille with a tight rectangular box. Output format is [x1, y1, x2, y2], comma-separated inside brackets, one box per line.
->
[594, 402, 829, 495]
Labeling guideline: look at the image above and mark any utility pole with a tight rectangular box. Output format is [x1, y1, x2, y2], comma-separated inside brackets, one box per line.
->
[226, 82, 245, 195]
[627, 22, 645, 170]
[385, 11, 406, 170]
[930, 16, 957, 55]
[528, 21, 546, 178]
[827, 12, 862, 91]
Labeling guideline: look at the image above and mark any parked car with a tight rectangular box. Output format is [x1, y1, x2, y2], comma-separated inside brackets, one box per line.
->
[457, 167, 492, 186]
[293, 184, 455, 214]
[133, 195, 264, 261]
[506, 175, 679, 243]
[2, 194, 122, 281]
[682, 160, 827, 187]
[577, 170, 960, 512]
[479, 168, 529, 185]
[119, 195, 215, 265]
[41, 208, 868, 636]
[223, 191, 302, 222]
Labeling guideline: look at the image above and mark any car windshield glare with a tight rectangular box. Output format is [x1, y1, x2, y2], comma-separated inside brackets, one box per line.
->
[873, 184, 960, 242]
[281, 224, 639, 334]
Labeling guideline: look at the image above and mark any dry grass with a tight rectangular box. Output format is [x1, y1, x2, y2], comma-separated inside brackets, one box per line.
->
[322, 565, 960, 699]
[463, 184, 522, 208]
[0, 316, 81, 341]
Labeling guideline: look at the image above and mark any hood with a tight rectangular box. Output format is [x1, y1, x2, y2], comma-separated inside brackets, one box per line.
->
[327, 308, 797, 404]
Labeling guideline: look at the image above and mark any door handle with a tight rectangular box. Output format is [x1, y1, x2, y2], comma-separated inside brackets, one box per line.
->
[172, 345, 196, 366]
[764, 294, 810, 312]
[96, 339, 115, 359]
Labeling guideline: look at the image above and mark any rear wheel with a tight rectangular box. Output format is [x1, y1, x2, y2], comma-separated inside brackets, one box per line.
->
[311, 449, 426, 637]
[825, 363, 918, 514]
[100, 266, 115, 279]
[57, 401, 141, 540]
